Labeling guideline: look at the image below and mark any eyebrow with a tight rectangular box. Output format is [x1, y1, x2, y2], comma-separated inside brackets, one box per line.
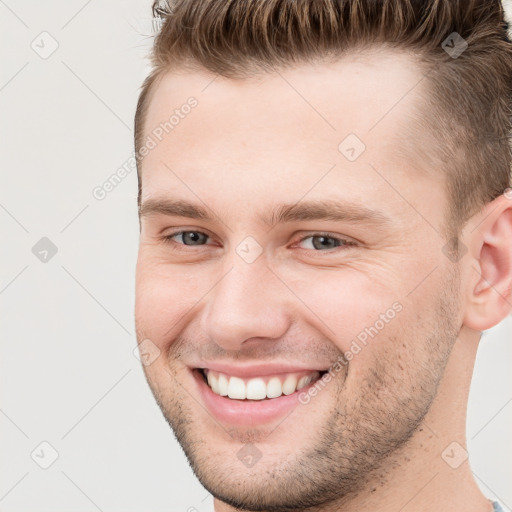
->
[139, 198, 393, 228]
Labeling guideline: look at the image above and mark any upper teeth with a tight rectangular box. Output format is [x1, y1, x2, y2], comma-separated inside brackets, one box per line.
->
[204, 369, 321, 400]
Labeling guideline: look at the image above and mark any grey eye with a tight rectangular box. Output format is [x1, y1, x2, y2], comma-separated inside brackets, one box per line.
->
[300, 235, 344, 250]
[173, 231, 209, 245]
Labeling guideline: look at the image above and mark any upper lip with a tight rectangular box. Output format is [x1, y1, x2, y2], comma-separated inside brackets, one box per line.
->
[193, 362, 329, 379]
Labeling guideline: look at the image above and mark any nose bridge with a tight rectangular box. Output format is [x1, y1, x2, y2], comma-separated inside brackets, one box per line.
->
[200, 254, 290, 350]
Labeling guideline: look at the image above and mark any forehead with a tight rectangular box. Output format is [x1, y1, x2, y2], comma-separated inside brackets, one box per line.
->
[139, 49, 441, 222]
[144, 49, 427, 139]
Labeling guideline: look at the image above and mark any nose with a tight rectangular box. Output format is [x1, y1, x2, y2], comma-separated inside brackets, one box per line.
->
[200, 257, 291, 351]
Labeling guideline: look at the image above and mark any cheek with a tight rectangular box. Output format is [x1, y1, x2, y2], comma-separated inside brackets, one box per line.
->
[135, 257, 205, 348]
[278, 265, 406, 356]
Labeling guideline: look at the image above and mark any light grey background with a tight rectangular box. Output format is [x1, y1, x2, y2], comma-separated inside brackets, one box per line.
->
[0, 1, 511, 510]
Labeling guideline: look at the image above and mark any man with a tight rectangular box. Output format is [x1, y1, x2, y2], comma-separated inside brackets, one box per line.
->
[133, 1, 512, 510]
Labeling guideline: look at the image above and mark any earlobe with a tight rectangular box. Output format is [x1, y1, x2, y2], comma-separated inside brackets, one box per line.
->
[462, 192, 512, 331]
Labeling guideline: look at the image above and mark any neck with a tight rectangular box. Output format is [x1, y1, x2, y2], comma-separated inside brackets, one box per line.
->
[215, 328, 493, 512]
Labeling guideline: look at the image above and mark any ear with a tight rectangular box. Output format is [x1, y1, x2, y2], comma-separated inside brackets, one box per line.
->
[462, 189, 512, 331]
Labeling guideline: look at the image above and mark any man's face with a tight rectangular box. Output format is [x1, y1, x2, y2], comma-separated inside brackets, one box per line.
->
[135, 51, 463, 509]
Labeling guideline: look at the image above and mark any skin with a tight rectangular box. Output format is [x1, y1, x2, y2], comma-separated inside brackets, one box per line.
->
[134, 49, 512, 512]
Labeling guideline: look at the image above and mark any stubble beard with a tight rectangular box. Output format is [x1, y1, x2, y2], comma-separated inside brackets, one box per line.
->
[141, 266, 462, 511]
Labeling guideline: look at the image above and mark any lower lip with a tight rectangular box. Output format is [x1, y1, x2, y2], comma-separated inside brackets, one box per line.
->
[192, 369, 319, 427]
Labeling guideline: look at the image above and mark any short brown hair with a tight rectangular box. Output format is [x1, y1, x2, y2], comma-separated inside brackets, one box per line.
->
[134, 0, 512, 238]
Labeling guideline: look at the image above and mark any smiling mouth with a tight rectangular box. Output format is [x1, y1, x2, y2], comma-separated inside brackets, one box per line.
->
[195, 368, 329, 401]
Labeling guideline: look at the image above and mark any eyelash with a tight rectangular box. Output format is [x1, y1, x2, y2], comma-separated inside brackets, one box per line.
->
[161, 230, 357, 253]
